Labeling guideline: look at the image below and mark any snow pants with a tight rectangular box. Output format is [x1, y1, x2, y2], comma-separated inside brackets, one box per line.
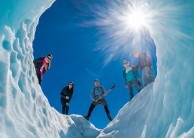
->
[142, 67, 155, 87]
[86, 99, 112, 121]
[61, 97, 70, 115]
[126, 80, 142, 100]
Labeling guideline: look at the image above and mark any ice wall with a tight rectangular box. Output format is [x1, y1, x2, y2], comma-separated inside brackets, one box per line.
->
[143, 1, 194, 137]
[99, 0, 194, 138]
[0, 0, 93, 138]
[0, 0, 193, 138]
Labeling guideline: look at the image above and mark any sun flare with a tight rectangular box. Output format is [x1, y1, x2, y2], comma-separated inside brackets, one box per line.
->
[122, 2, 151, 32]
[127, 9, 147, 30]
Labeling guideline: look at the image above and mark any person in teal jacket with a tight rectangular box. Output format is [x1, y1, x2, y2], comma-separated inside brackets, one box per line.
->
[122, 60, 142, 100]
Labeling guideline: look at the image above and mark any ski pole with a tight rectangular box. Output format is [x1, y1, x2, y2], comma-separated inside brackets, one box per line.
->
[95, 84, 116, 102]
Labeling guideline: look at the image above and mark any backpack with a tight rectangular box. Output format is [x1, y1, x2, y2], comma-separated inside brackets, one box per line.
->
[93, 86, 104, 96]
[33, 57, 44, 71]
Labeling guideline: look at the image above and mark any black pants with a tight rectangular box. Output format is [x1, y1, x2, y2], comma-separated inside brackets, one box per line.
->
[36, 70, 42, 85]
[86, 99, 112, 121]
[126, 80, 142, 99]
[61, 98, 70, 115]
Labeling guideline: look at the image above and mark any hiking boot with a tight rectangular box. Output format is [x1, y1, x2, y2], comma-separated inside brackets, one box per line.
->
[107, 113, 112, 121]
[104, 105, 112, 121]
[84, 116, 89, 120]
[130, 95, 134, 100]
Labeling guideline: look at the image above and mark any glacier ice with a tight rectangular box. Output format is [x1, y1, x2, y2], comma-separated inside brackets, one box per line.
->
[0, 0, 194, 138]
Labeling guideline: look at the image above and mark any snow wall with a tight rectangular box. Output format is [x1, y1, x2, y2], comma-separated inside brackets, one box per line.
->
[0, 0, 193, 138]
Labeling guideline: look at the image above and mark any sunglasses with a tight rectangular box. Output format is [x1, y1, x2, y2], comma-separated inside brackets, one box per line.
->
[69, 83, 73, 86]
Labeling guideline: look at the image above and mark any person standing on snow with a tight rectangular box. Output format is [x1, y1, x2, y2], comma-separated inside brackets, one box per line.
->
[122, 60, 142, 100]
[133, 51, 155, 87]
[84, 79, 112, 121]
[60, 82, 74, 115]
[33, 54, 53, 85]
[133, 67, 142, 87]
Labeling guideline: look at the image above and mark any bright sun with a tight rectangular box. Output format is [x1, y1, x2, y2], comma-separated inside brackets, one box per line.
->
[127, 10, 146, 29]
[123, 3, 150, 31]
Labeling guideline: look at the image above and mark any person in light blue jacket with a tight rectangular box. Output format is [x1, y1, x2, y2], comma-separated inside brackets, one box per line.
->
[123, 60, 142, 100]
[84, 79, 112, 121]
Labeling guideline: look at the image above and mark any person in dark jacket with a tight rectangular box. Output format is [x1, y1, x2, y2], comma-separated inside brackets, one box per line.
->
[84, 79, 112, 121]
[60, 82, 74, 115]
[33, 54, 52, 85]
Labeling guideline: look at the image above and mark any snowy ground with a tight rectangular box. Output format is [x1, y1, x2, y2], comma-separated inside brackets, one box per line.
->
[0, 0, 194, 138]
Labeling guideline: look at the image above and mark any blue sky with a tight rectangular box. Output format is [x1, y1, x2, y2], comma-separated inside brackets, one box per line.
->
[33, 0, 157, 128]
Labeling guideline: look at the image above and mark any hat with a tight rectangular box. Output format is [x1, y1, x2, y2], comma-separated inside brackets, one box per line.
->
[122, 60, 129, 64]
[47, 54, 53, 58]
[94, 79, 99, 82]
